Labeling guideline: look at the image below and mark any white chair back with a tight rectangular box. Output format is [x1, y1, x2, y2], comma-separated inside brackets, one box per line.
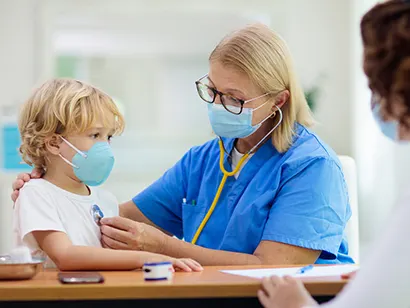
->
[338, 155, 360, 263]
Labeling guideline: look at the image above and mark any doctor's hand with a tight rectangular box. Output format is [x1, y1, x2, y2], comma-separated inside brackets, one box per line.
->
[258, 276, 318, 308]
[11, 169, 44, 202]
[100, 216, 168, 254]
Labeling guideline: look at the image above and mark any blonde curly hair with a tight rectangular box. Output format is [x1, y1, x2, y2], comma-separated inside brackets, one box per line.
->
[19, 78, 125, 170]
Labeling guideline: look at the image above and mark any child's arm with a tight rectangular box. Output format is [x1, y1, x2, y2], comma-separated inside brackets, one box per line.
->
[32, 230, 201, 271]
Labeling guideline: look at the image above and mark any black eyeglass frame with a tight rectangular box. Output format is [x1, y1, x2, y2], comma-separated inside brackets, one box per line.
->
[195, 74, 271, 115]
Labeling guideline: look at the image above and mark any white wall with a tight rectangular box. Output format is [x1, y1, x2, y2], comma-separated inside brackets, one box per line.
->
[279, 0, 353, 156]
[0, 0, 53, 253]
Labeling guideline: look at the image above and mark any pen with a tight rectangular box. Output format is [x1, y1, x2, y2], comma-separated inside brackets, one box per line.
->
[296, 264, 314, 274]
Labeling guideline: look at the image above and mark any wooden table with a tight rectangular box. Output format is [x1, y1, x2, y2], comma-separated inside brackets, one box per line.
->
[0, 265, 348, 307]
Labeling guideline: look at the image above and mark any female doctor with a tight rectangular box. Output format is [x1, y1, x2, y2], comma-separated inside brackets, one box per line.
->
[257, 0, 410, 307]
[12, 24, 353, 266]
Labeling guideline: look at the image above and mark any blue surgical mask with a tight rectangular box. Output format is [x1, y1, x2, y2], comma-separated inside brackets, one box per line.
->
[207, 101, 273, 138]
[59, 137, 114, 186]
[371, 97, 399, 141]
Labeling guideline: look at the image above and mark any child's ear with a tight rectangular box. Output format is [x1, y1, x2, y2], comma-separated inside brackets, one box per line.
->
[45, 135, 62, 155]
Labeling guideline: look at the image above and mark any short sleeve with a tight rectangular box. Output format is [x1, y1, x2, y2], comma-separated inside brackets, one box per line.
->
[262, 157, 351, 259]
[15, 185, 66, 250]
[132, 150, 191, 238]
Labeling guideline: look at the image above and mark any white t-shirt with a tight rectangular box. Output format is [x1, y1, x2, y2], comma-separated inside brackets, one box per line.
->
[230, 147, 254, 179]
[312, 188, 410, 308]
[13, 179, 119, 268]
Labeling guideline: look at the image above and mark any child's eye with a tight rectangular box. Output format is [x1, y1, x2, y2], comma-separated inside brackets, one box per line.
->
[91, 133, 100, 139]
[108, 135, 113, 142]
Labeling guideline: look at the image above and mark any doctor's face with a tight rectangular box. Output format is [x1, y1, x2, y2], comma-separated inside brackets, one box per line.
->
[207, 61, 275, 126]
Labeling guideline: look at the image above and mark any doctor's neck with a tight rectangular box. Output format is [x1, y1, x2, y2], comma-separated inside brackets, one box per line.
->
[43, 161, 90, 196]
[235, 118, 274, 154]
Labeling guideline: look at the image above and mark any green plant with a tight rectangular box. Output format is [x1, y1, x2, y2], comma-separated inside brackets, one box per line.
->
[305, 85, 320, 112]
[304, 72, 326, 113]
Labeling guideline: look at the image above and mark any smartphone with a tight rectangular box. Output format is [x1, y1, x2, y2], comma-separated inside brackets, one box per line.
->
[58, 272, 104, 284]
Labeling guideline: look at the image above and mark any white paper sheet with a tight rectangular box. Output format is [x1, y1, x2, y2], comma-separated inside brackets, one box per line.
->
[221, 265, 359, 279]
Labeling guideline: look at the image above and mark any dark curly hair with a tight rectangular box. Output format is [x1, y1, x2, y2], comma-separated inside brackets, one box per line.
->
[361, 0, 410, 123]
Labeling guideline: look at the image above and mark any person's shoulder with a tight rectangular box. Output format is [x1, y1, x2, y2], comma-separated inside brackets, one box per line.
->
[20, 179, 56, 196]
[16, 179, 57, 209]
[284, 124, 342, 171]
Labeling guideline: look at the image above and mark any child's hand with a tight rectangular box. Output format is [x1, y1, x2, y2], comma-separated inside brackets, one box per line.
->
[171, 258, 203, 272]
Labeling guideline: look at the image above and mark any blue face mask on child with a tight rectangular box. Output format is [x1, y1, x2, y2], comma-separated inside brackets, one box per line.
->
[59, 137, 114, 186]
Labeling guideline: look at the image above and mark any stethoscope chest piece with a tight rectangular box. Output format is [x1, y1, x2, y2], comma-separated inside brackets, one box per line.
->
[90, 204, 104, 225]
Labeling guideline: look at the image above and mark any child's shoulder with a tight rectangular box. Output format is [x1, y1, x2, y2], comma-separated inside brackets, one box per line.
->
[16, 179, 58, 209]
[20, 178, 55, 194]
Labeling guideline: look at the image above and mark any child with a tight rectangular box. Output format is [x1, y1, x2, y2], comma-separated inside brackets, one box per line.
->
[13, 78, 202, 272]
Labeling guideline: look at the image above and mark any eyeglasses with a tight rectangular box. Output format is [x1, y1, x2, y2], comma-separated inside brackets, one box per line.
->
[195, 74, 270, 115]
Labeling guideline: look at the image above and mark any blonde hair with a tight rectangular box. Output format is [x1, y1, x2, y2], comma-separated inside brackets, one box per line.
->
[210, 23, 314, 152]
[19, 78, 125, 169]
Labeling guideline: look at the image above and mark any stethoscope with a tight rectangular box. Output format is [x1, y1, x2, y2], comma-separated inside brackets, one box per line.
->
[190, 106, 283, 245]
[90, 204, 104, 225]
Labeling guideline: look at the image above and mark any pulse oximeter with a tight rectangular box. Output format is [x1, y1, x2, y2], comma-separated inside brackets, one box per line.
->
[143, 262, 173, 281]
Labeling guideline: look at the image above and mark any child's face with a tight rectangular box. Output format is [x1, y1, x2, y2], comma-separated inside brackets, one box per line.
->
[55, 122, 115, 182]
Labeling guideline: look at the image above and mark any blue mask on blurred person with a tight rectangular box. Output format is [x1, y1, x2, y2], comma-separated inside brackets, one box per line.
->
[371, 95, 399, 141]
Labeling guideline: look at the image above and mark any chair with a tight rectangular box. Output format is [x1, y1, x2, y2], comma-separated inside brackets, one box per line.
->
[338, 155, 360, 263]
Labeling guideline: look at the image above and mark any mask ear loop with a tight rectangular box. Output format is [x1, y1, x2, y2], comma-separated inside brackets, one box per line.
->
[58, 136, 87, 169]
[217, 98, 273, 157]
[218, 105, 283, 156]
[250, 99, 276, 127]
[249, 105, 283, 154]
[60, 137, 87, 158]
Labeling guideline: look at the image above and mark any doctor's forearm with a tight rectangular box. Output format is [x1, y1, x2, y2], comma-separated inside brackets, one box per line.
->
[162, 237, 262, 266]
[162, 237, 320, 266]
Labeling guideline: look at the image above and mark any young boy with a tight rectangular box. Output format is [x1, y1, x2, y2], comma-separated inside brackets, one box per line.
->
[13, 78, 202, 271]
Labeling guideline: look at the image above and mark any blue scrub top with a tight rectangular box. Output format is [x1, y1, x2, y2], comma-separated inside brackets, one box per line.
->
[133, 124, 353, 264]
